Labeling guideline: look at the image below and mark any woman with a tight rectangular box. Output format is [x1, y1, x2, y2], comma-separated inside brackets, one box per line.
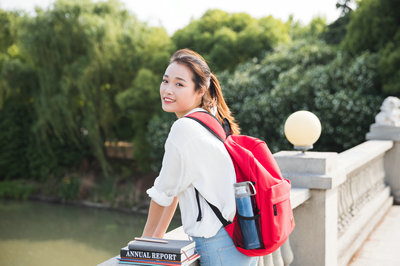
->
[141, 49, 258, 266]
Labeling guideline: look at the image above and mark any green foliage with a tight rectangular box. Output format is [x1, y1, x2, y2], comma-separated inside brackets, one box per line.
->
[0, 0, 174, 180]
[0, 10, 28, 108]
[342, 0, 400, 95]
[59, 174, 81, 200]
[0, 180, 36, 200]
[0, 100, 31, 179]
[321, 13, 351, 45]
[0, 0, 396, 189]
[172, 9, 290, 72]
[343, 0, 400, 54]
[0, 10, 19, 53]
[116, 68, 163, 170]
[218, 40, 382, 153]
[378, 30, 400, 95]
[146, 112, 176, 172]
[287, 16, 327, 41]
[0, 44, 43, 179]
[13, 0, 172, 176]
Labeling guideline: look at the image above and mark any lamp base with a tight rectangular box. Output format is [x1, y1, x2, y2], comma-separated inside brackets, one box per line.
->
[293, 145, 313, 153]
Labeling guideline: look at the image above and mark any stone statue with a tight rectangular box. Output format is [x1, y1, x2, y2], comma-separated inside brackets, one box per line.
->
[375, 96, 400, 127]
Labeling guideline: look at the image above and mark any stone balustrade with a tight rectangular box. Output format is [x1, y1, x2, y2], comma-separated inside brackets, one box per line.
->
[274, 140, 395, 266]
[336, 141, 393, 266]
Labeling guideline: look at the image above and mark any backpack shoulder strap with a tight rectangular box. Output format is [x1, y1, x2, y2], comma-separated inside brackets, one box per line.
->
[195, 188, 231, 227]
[185, 111, 227, 142]
[185, 111, 232, 227]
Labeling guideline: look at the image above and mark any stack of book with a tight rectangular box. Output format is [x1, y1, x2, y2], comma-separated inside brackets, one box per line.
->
[118, 237, 200, 265]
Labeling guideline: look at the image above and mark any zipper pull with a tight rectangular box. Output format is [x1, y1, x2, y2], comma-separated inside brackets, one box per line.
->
[273, 204, 277, 216]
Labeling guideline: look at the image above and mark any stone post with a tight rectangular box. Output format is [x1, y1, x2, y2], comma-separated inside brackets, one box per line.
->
[366, 96, 400, 204]
[274, 151, 340, 266]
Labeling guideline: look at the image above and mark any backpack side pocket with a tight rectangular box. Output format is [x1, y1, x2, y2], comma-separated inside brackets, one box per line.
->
[268, 180, 294, 243]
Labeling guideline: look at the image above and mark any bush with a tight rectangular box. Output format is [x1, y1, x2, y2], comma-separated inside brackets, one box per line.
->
[59, 174, 81, 201]
[0, 180, 36, 200]
[218, 40, 383, 153]
[146, 112, 176, 172]
[0, 100, 31, 180]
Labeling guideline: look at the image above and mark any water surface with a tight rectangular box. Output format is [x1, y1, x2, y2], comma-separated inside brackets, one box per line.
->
[0, 199, 181, 266]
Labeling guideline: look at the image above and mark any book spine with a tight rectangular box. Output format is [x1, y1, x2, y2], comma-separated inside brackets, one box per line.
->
[120, 249, 181, 262]
[118, 258, 181, 266]
[128, 241, 195, 254]
[118, 260, 179, 266]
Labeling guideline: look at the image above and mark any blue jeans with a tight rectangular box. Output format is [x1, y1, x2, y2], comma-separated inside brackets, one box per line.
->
[191, 227, 258, 266]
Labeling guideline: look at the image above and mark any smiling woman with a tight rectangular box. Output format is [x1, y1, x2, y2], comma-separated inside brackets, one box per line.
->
[135, 49, 258, 266]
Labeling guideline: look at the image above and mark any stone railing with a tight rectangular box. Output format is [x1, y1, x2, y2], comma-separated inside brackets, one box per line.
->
[274, 140, 396, 266]
[336, 141, 393, 266]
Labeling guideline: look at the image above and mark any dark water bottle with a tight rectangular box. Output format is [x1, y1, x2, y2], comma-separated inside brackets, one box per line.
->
[234, 181, 261, 249]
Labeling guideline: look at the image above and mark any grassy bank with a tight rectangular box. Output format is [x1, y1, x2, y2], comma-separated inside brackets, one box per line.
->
[0, 161, 157, 213]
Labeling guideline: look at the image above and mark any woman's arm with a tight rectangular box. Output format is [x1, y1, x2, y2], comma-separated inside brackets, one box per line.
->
[142, 197, 179, 238]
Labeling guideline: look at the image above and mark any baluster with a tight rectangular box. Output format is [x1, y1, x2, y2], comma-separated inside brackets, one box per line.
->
[281, 239, 294, 266]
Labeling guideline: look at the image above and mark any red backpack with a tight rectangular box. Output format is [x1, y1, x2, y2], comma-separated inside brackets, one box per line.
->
[185, 111, 295, 257]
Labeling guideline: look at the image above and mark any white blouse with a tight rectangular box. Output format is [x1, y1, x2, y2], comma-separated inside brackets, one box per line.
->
[147, 108, 237, 238]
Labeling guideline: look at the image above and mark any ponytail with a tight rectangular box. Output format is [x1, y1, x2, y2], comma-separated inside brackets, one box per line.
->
[203, 73, 240, 135]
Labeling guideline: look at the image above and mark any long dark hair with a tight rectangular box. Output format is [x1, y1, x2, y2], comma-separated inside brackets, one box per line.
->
[169, 49, 240, 135]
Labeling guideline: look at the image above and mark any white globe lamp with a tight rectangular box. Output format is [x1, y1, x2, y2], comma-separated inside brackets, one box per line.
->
[284, 110, 322, 153]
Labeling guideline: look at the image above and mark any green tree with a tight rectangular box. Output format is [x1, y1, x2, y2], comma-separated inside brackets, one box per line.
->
[172, 9, 290, 72]
[0, 10, 40, 180]
[343, 0, 400, 54]
[0, 9, 23, 108]
[287, 16, 327, 41]
[13, 0, 172, 176]
[321, 14, 351, 45]
[0, 10, 15, 53]
[378, 30, 400, 95]
[115, 68, 163, 170]
[343, 0, 400, 95]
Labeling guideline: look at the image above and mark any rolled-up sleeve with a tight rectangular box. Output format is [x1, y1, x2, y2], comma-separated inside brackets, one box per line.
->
[146, 139, 185, 206]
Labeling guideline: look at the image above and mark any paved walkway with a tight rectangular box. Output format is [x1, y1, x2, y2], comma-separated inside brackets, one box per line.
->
[348, 205, 400, 266]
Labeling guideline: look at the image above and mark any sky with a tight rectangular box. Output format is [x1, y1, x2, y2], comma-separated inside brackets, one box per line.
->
[0, 0, 347, 35]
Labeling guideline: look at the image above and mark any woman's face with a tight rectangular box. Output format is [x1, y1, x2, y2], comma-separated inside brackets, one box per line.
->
[160, 62, 205, 118]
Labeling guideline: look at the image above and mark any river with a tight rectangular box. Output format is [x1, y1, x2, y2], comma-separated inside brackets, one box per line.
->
[0, 199, 181, 266]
